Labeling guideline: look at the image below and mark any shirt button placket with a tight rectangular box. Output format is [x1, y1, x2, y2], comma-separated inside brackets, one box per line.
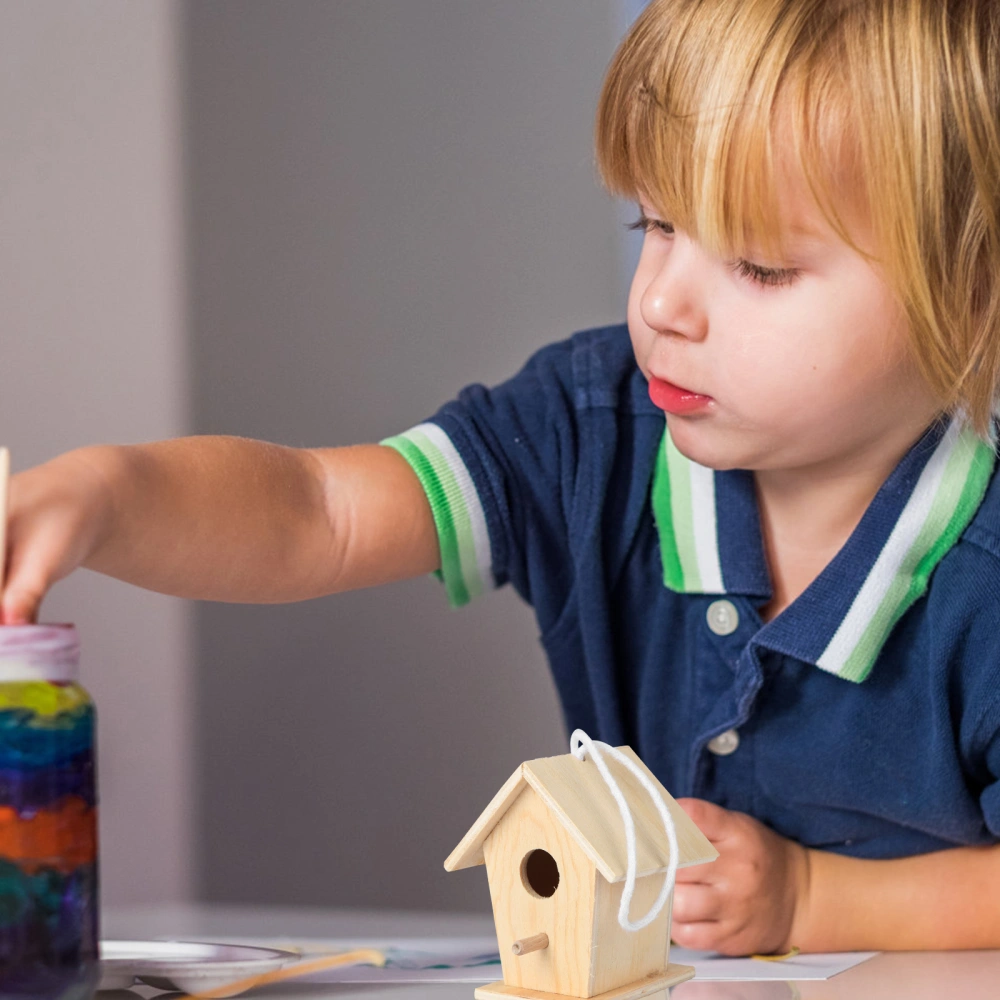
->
[699, 599, 745, 801]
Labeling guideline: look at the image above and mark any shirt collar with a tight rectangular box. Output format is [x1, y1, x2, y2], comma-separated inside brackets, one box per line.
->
[651, 416, 997, 682]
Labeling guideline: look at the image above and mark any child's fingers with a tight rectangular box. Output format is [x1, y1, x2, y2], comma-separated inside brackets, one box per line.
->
[1, 522, 74, 624]
[676, 796, 736, 842]
[674, 860, 720, 884]
[672, 882, 722, 924]
[671, 918, 725, 952]
[2, 557, 49, 623]
[2, 585, 44, 624]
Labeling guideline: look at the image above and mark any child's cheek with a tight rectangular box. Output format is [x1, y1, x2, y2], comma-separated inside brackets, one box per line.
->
[626, 305, 655, 377]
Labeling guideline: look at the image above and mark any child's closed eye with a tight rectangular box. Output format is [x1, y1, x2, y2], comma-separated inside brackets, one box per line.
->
[626, 213, 800, 289]
[730, 258, 799, 289]
[627, 212, 674, 237]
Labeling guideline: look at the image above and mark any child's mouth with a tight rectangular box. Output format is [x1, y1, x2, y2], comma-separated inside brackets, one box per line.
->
[648, 376, 713, 415]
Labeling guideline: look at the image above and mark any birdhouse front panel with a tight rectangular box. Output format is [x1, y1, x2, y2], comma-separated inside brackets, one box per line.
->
[589, 874, 672, 996]
[482, 784, 600, 998]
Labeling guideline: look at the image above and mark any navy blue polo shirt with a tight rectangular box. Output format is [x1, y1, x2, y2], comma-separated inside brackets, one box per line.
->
[383, 324, 1000, 860]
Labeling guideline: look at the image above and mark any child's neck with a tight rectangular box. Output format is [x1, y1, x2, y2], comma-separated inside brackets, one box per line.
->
[753, 435, 922, 623]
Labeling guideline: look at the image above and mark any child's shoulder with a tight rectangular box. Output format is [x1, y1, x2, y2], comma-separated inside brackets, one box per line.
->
[931, 460, 1000, 740]
[957, 453, 1000, 576]
[928, 454, 1000, 662]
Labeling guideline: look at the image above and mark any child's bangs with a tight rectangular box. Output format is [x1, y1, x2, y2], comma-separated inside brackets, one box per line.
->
[596, 0, 862, 267]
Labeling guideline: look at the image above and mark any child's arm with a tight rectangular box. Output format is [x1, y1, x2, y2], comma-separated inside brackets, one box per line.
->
[2, 437, 438, 622]
[793, 840, 1000, 952]
[673, 797, 1000, 955]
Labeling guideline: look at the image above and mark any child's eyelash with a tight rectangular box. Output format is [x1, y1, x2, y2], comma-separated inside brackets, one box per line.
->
[626, 214, 673, 236]
[626, 214, 800, 289]
[729, 258, 799, 289]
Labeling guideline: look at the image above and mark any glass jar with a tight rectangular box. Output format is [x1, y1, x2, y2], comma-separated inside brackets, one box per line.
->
[0, 625, 98, 1000]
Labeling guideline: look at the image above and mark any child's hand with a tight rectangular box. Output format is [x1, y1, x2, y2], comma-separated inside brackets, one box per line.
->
[672, 797, 810, 957]
[2, 449, 116, 624]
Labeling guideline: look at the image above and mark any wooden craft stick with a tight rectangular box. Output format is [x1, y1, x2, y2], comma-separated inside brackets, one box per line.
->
[181, 947, 386, 1000]
[0, 447, 9, 594]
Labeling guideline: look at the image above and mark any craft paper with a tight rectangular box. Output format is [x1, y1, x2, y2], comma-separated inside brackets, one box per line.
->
[231, 937, 877, 984]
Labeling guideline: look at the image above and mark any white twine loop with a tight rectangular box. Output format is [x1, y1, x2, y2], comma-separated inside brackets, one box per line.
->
[570, 729, 679, 932]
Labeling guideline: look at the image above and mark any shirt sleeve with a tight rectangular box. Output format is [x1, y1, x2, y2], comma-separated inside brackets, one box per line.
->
[977, 705, 1000, 838]
[380, 336, 582, 613]
[380, 421, 496, 607]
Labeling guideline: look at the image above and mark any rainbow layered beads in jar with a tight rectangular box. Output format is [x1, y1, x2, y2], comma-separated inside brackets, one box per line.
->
[0, 625, 98, 1000]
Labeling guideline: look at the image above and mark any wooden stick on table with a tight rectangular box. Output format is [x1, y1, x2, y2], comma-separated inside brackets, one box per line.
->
[181, 947, 387, 1000]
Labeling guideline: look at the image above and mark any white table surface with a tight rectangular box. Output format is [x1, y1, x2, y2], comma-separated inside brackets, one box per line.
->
[101, 903, 1000, 1000]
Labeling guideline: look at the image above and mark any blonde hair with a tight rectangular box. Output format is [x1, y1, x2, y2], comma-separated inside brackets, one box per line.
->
[596, 0, 1000, 438]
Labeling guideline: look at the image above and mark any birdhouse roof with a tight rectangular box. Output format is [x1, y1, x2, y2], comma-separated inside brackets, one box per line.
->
[444, 746, 718, 883]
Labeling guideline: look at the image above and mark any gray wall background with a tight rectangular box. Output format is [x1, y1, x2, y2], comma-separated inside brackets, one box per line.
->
[0, 0, 192, 906]
[0, 0, 637, 911]
[185, 2, 626, 911]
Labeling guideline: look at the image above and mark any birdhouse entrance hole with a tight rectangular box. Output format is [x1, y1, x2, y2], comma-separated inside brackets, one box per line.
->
[521, 849, 560, 898]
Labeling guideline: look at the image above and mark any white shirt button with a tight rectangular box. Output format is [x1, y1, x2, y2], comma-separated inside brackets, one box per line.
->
[706, 599, 739, 636]
[707, 729, 740, 756]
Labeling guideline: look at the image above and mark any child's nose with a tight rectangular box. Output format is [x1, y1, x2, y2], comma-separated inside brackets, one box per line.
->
[639, 240, 709, 341]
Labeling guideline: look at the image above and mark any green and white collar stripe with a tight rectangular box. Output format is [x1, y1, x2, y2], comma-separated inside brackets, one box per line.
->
[816, 418, 994, 681]
[381, 423, 493, 608]
[652, 417, 997, 683]
[655, 428, 724, 593]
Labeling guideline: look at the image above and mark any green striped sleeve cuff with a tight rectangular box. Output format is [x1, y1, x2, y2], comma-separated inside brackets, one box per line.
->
[381, 423, 494, 608]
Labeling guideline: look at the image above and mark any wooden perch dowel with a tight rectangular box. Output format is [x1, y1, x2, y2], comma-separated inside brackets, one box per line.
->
[512, 933, 549, 956]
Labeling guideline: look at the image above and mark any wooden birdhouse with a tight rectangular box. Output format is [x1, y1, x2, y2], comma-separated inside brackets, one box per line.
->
[444, 742, 717, 1000]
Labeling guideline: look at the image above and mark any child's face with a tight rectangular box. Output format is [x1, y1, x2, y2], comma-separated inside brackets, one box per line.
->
[627, 160, 943, 475]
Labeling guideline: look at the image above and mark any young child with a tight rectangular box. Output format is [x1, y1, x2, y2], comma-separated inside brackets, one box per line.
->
[6, 0, 1000, 956]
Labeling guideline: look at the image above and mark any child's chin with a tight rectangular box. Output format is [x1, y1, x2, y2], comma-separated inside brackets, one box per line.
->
[666, 416, 750, 471]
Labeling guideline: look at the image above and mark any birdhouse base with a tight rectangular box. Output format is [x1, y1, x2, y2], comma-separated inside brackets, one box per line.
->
[474, 964, 695, 1000]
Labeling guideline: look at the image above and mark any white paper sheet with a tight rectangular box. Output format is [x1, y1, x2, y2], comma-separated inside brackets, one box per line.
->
[231, 936, 877, 984]
[671, 947, 878, 981]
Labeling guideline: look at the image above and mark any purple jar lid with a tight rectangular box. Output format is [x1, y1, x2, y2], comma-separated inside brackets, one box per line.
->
[0, 624, 80, 682]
